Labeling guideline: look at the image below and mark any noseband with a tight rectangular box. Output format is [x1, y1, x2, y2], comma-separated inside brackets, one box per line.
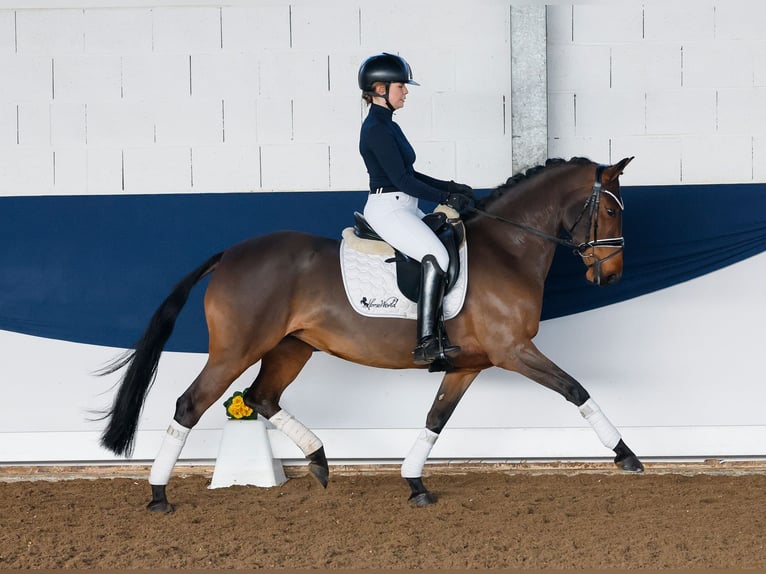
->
[468, 165, 625, 279]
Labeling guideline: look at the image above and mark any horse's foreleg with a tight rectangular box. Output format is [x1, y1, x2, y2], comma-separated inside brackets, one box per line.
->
[243, 337, 328, 486]
[403, 370, 480, 506]
[513, 342, 644, 472]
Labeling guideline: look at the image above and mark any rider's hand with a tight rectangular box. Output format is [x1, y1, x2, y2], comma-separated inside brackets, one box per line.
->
[445, 192, 471, 212]
[448, 180, 475, 202]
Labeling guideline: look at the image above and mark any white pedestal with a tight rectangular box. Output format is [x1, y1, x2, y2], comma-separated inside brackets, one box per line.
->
[209, 419, 287, 488]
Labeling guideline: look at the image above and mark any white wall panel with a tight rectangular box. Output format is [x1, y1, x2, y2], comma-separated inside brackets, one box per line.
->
[0, 54, 51, 102]
[290, 4, 359, 51]
[572, 4, 644, 44]
[152, 6, 220, 54]
[717, 88, 766, 135]
[574, 91, 645, 138]
[192, 144, 259, 192]
[610, 136, 681, 185]
[50, 102, 85, 146]
[121, 53, 190, 101]
[122, 145, 190, 193]
[222, 98, 257, 144]
[681, 135, 753, 183]
[610, 44, 681, 91]
[86, 101, 154, 146]
[53, 55, 122, 102]
[255, 97, 292, 143]
[0, 148, 52, 193]
[328, 143, 366, 190]
[643, 3, 714, 42]
[17, 103, 49, 146]
[260, 142, 328, 191]
[83, 8, 153, 54]
[15, 9, 84, 54]
[85, 147, 123, 193]
[683, 42, 754, 89]
[53, 146, 87, 193]
[191, 52, 259, 99]
[0, 104, 15, 145]
[221, 5, 289, 52]
[154, 99, 222, 145]
[0, 10, 13, 53]
[547, 44, 610, 92]
[292, 95, 359, 144]
[645, 89, 716, 135]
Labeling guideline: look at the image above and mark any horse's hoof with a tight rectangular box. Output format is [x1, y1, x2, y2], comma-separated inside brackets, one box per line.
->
[616, 455, 644, 473]
[146, 500, 174, 513]
[409, 492, 437, 506]
[309, 463, 329, 488]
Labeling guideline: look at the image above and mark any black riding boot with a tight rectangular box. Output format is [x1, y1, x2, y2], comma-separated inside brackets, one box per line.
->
[412, 255, 460, 366]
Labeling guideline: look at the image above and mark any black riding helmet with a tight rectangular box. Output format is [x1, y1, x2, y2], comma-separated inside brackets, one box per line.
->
[358, 53, 419, 110]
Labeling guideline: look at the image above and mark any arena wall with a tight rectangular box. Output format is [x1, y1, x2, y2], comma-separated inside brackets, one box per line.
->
[1, 1, 765, 468]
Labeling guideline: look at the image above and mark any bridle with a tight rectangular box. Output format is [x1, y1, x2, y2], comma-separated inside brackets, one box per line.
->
[467, 164, 625, 279]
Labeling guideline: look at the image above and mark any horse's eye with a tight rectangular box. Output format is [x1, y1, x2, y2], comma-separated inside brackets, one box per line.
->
[606, 208, 616, 217]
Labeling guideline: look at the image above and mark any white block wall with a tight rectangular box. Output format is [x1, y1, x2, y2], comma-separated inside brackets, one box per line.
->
[547, 1, 766, 185]
[0, 1, 513, 196]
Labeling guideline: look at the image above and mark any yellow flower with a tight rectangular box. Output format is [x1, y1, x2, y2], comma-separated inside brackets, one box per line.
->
[227, 395, 253, 419]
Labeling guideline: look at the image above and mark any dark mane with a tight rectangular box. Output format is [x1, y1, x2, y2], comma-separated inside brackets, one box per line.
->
[464, 156, 594, 221]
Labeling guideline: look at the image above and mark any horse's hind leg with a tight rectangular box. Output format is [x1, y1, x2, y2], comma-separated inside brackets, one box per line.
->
[402, 370, 480, 506]
[512, 341, 644, 472]
[242, 336, 329, 487]
[147, 356, 253, 512]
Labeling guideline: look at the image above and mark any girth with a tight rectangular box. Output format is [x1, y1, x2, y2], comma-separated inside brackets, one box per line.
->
[352, 210, 465, 303]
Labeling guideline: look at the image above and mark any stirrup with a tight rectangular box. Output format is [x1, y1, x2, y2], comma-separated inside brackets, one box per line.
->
[412, 336, 460, 365]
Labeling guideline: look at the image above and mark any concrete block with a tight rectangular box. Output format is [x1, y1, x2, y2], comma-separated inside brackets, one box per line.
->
[17, 103, 49, 146]
[395, 97, 434, 141]
[255, 97, 293, 143]
[398, 48, 455, 95]
[259, 50, 329, 97]
[575, 91, 645, 137]
[85, 147, 123, 194]
[573, 5, 644, 43]
[192, 145, 260, 192]
[209, 420, 286, 489]
[0, 11, 14, 54]
[645, 89, 716, 135]
[547, 44, 611, 92]
[291, 3, 359, 50]
[715, 1, 766, 40]
[681, 135, 752, 183]
[548, 92, 575, 139]
[155, 99, 222, 146]
[0, 55, 52, 102]
[0, 147, 53, 194]
[546, 5, 572, 44]
[408, 140, 456, 182]
[53, 55, 122, 102]
[123, 146, 191, 193]
[610, 136, 682, 185]
[50, 103, 85, 146]
[84, 8, 153, 54]
[717, 88, 766, 135]
[222, 99, 257, 144]
[53, 146, 87, 194]
[455, 48, 510, 95]
[455, 138, 513, 188]
[683, 41, 753, 89]
[292, 94, 360, 144]
[0, 104, 15, 145]
[86, 101, 154, 146]
[16, 9, 84, 54]
[753, 136, 766, 182]
[152, 6, 221, 54]
[611, 43, 682, 91]
[221, 5, 289, 52]
[191, 53, 259, 99]
[260, 142, 329, 191]
[329, 50, 369, 96]
[547, 136, 610, 166]
[432, 93, 505, 141]
[122, 53, 190, 101]
[328, 142, 367, 191]
[644, 3, 714, 42]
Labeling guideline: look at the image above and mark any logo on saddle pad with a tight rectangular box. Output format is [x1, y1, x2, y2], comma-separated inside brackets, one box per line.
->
[340, 224, 468, 321]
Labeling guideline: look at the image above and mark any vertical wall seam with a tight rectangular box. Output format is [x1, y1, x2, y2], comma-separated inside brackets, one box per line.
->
[288, 5, 293, 48]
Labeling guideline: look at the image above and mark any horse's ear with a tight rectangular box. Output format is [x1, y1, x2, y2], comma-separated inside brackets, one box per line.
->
[602, 156, 634, 184]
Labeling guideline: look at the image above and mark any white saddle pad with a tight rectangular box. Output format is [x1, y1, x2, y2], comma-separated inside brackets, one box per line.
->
[339, 227, 468, 320]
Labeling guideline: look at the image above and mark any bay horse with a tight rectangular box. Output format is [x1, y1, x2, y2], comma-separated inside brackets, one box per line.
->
[100, 156, 641, 512]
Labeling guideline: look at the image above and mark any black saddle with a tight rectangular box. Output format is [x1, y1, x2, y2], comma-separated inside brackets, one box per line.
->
[352, 211, 465, 303]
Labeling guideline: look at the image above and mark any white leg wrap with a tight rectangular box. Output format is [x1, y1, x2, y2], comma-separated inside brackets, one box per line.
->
[149, 420, 190, 485]
[579, 398, 621, 450]
[269, 409, 323, 456]
[401, 428, 439, 478]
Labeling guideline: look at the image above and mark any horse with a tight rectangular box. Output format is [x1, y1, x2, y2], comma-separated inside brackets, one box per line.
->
[99, 155, 641, 512]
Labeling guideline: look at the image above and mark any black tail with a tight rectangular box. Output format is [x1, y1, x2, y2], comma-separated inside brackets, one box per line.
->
[99, 252, 224, 456]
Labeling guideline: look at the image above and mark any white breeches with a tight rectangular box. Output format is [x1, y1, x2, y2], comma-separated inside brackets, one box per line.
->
[364, 192, 449, 271]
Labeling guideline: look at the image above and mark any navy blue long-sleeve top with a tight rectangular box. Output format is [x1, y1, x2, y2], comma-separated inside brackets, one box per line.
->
[359, 104, 450, 203]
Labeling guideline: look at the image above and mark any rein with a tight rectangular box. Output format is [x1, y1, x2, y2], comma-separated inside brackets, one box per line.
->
[467, 165, 625, 259]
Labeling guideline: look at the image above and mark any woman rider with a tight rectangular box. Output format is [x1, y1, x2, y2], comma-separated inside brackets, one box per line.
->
[357, 53, 475, 369]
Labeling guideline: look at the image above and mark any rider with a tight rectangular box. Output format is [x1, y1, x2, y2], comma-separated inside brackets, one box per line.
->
[357, 52, 475, 368]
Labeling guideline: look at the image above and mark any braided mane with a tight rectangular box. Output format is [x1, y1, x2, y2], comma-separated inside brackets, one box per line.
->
[465, 156, 594, 221]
